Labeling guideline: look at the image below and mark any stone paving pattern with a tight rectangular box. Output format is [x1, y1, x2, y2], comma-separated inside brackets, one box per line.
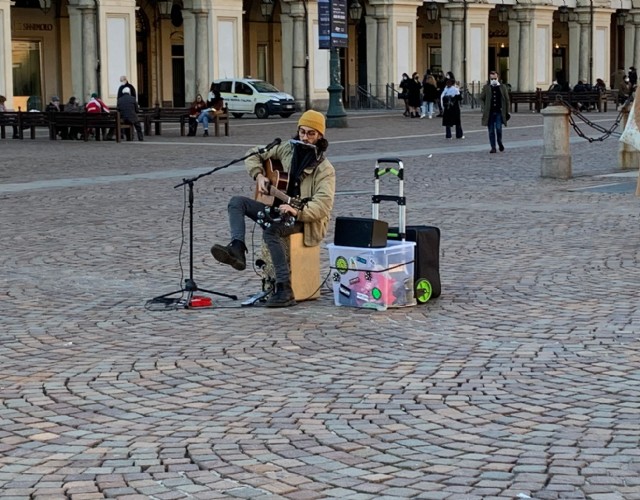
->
[0, 109, 639, 500]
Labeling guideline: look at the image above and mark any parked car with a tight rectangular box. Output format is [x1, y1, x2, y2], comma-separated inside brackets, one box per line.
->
[214, 78, 296, 119]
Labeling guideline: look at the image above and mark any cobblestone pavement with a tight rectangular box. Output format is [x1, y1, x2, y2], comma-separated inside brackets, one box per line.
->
[1, 109, 639, 500]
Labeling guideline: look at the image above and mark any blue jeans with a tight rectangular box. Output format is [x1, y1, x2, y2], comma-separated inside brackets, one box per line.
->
[421, 101, 435, 116]
[197, 111, 211, 130]
[488, 111, 503, 149]
[228, 196, 303, 283]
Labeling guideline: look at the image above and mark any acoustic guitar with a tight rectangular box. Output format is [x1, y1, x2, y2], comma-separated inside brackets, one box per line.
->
[255, 158, 305, 210]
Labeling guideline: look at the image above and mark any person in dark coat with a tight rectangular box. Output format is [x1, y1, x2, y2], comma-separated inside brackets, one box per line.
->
[435, 72, 446, 117]
[629, 67, 637, 90]
[479, 71, 510, 153]
[440, 78, 464, 139]
[46, 96, 68, 140]
[407, 72, 422, 117]
[117, 87, 144, 141]
[117, 76, 137, 99]
[399, 73, 411, 117]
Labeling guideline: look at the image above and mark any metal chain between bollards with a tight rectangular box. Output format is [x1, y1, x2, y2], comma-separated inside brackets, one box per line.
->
[552, 94, 633, 143]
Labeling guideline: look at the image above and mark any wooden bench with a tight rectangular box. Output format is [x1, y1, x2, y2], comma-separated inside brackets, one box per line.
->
[48, 111, 123, 142]
[0, 112, 19, 139]
[600, 89, 620, 112]
[540, 91, 602, 112]
[143, 107, 189, 136]
[509, 91, 542, 113]
[0, 111, 51, 139]
[213, 107, 230, 137]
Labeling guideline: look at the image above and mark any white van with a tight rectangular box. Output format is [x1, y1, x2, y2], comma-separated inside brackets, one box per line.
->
[214, 78, 297, 119]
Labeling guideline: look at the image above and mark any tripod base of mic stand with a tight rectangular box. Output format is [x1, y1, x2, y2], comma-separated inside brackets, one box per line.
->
[148, 279, 238, 310]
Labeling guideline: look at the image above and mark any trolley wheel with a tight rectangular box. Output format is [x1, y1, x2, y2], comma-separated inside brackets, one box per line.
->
[415, 278, 433, 303]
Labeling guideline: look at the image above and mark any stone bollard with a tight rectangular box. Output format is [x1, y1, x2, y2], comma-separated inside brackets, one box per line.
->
[540, 104, 572, 179]
[618, 105, 640, 172]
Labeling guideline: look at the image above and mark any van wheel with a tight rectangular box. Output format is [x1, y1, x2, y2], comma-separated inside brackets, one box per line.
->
[280, 113, 293, 118]
[232, 113, 244, 119]
[255, 104, 269, 119]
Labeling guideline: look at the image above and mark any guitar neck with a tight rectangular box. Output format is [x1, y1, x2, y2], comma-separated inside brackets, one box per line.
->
[269, 186, 292, 205]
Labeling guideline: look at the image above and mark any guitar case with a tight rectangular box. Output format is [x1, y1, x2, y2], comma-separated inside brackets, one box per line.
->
[372, 158, 441, 304]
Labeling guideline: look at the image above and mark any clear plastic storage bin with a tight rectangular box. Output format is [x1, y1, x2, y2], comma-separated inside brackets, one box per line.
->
[327, 241, 416, 311]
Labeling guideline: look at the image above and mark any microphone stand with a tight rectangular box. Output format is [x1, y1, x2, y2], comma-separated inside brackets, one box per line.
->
[150, 142, 280, 308]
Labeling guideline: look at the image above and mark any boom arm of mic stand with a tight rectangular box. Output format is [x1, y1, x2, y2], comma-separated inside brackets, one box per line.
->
[174, 149, 265, 189]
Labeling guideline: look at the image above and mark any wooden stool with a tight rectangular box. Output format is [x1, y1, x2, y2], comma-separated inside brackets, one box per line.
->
[261, 232, 320, 301]
[288, 232, 320, 301]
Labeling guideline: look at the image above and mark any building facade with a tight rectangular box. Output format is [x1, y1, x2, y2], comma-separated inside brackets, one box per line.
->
[0, 0, 636, 110]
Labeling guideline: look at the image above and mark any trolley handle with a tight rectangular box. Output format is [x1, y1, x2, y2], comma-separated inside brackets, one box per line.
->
[374, 158, 404, 181]
[373, 158, 406, 238]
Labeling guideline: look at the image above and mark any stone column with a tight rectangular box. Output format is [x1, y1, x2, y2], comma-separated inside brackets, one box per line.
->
[443, 3, 464, 84]
[575, 8, 591, 82]
[619, 105, 640, 172]
[508, 17, 520, 91]
[624, 12, 636, 70]
[540, 104, 572, 179]
[182, 10, 196, 104]
[0, 0, 13, 102]
[81, 7, 98, 99]
[194, 10, 209, 97]
[514, 6, 533, 91]
[568, 15, 581, 86]
[634, 11, 640, 69]
[291, 9, 306, 111]
[376, 15, 388, 98]
[518, 21, 531, 91]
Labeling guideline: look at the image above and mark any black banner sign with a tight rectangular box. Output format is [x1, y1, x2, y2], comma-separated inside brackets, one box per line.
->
[318, 0, 348, 49]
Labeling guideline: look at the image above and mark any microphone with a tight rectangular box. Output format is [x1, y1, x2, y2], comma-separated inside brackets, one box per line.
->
[258, 137, 281, 153]
[288, 139, 317, 149]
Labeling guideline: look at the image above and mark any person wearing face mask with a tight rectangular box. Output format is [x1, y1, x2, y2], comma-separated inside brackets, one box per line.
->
[399, 73, 411, 117]
[479, 70, 510, 153]
[628, 67, 637, 90]
[619, 76, 631, 104]
[117, 76, 137, 99]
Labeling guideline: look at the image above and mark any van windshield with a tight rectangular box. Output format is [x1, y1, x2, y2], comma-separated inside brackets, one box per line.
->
[251, 81, 280, 93]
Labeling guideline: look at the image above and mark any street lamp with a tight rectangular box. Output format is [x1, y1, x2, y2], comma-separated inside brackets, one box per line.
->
[425, 2, 439, 23]
[349, 0, 362, 25]
[157, 0, 173, 18]
[617, 9, 628, 27]
[497, 4, 508, 23]
[558, 4, 569, 23]
[38, 0, 51, 14]
[261, 0, 274, 20]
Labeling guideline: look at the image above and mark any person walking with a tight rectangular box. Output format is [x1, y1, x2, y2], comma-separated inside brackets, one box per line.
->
[479, 70, 510, 153]
[399, 73, 411, 117]
[440, 78, 464, 139]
